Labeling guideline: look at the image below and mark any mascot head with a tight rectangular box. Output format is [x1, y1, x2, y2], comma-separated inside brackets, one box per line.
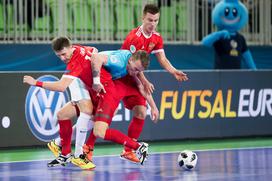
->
[212, 0, 248, 32]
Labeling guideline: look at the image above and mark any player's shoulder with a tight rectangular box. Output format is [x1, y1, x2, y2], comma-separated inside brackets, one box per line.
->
[72, 45, 85, 56]
[152, 30, 162, 38]
[118, 49, 131, 57]
[126, 27, 141, 37]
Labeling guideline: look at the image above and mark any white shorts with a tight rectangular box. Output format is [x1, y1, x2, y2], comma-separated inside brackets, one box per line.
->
[64, 75, 90, 101]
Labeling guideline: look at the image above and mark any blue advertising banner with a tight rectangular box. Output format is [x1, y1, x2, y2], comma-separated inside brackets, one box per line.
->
[0, 70, 271, 147]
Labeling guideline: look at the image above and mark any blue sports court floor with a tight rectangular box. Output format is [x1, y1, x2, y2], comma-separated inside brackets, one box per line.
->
[0, 142, 272, 181]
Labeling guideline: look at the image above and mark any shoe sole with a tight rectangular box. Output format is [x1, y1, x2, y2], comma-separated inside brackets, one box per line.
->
[71, 160, 96, 170]
[119, 155, 140, 164]
[47, 156, 72, 167]
[47, 163, 67, 167]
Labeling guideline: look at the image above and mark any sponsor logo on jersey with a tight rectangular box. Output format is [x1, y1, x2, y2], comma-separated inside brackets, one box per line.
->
[25, 75, 70, 142]
[110, 55, 118, 63]
[130, 45, 136, 53]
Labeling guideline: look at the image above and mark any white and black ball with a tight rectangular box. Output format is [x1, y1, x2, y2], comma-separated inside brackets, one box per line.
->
[178, 150, 198, 170]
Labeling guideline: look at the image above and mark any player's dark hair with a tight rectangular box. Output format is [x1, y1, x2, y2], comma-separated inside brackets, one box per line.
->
[143, 4, 160, 15]
[132, 50, 150, 69]
[51, 36, 72, 51]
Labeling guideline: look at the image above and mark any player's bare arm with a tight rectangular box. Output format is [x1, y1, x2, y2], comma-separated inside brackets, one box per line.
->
[155, 51, 188, 82]
[134, 75, 159, 123]
[138, 72, 154, 95]
[23, 75, 73, 92]
[90, 53, 107, 93]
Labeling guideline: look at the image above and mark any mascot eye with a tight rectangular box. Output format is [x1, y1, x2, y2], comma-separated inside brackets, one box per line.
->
[232, 8, 238, 17]
[224, 8, 230, 16]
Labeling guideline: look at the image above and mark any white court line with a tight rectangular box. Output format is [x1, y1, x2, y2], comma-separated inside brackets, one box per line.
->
[1, 145, 272, 164]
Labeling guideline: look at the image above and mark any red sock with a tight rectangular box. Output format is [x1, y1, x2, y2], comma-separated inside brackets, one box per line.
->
[59, 120, 72, 156]
[125, 117, 144, 151]
[104, 129, 140, 150]
[86, 129, 96, 150]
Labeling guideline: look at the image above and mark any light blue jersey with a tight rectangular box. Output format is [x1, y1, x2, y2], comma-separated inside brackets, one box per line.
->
[99, 50, 132, 80]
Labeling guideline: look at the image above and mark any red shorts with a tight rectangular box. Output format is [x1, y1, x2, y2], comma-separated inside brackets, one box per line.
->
[90, 75, 146, 125]
[90, 80, 120, 125]
[114, 75, 146, 110]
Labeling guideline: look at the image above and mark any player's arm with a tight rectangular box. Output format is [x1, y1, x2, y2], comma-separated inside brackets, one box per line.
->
[23, 75, 73, 92]
[134, 75, 159, 123]
[155, 51, 188, 82]
[137, 72, 154, 94]
[89, 53, 108, 93]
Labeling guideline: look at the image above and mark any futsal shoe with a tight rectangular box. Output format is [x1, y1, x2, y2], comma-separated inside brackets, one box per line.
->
[83, 144, 94, 162]
[71, 154, 96, 170]
[136, 142, 149, 165]
[120, 150, 140, 164]
[47, 140, 61, 157]
[47, 153, 73, 167]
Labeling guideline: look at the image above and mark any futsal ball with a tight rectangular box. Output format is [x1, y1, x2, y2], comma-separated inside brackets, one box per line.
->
[178, 150, 198, 170]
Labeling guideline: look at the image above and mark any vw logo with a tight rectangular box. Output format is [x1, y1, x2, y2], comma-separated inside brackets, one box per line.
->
[25, 75, 69, 142]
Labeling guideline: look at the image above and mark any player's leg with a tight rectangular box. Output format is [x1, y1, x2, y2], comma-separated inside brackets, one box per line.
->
[92, 110, 149, 165]
[120, 79, 147, 163]
[93, 121, 149, 165]
[47, 102, 78, 157]
[47, 102, 76, 167]
[73, 99, 93, 157]
[68, 79, 96, 169]
[120, 105, 146, 163]
[129, 105, 146, 140]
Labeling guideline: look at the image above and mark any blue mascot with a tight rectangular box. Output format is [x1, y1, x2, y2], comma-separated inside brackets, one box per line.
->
[202, 0, 256, 69]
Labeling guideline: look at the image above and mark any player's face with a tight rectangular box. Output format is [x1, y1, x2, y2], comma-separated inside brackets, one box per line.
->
[55, 46, 73, 63]
[142, 12, 160, 34]
[127, 59, 145, 77]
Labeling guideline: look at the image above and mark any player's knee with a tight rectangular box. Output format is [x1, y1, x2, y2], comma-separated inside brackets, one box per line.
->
[77, 100, 93, 116]
[93, 128, 106, 138]
[57, 109, 67, 120]
[93, 124, 107, 139]
[133, 109, 146, 119]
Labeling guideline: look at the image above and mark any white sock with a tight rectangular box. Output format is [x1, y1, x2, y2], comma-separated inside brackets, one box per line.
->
[71, 125, 77, 142]
[87, 119, 94, 131]
[74, 112, 92, 157]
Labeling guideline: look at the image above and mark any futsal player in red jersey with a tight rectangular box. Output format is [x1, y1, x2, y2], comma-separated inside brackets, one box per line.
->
[83, 50, 156, 165]
[119, 4, 189, 163]
[23, 36, 111, 169]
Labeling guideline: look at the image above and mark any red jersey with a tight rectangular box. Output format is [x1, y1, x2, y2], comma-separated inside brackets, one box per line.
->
[63, 45, 112, 89]
[121, 25, 164, 54]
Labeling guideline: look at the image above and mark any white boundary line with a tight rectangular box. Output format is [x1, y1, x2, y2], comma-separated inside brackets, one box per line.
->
[1, 146, 272, 164]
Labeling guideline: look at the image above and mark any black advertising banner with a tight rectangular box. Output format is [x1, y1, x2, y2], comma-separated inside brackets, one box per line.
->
[0, 71, 271, 148]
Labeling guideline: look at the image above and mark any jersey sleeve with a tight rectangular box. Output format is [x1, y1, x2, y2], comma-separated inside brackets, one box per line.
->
[151, 35, 164, 54]
[85, 46, 98, 54]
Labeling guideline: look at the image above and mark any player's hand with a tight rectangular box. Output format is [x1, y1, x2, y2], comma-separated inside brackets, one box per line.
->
[173, 70, 188, 82]
[143, 80, 155, 95]
[92, 83, 106, 94]
[23, 75, 36, 86]
[151, 106, 159, 123]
